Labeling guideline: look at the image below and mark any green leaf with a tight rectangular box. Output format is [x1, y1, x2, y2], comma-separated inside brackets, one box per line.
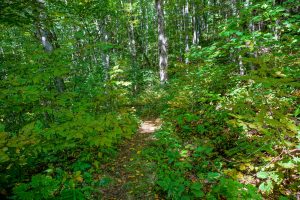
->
[259, 180, 273, 194]
[294, 107, 300, 117]
[0, 124, 5, 132]
[279, 196, 289, 200]
[59, 189, 85, 200]
[257, 171, 269, 179]
[278, 161, 296, 169]
[269, 172, 281, 183]
[207, 172, 221, 181]
[191, 182, 204, 198]
[293, 157, 300, 163]
[98, 177, 112, 187]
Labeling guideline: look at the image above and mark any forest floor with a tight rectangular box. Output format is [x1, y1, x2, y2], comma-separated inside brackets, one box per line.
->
[101, 119, 162, 199]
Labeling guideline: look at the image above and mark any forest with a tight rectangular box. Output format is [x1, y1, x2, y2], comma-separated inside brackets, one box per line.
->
[0, 0, 299, 199]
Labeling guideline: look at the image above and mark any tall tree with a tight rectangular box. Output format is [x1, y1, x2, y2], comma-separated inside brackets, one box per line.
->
[155, 0, 168, 83]
[36, 0, 65, 92]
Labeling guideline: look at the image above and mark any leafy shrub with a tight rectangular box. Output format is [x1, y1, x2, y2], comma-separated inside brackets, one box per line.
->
[154, 5, 300, 196]
[13, 175, 59, 200]
[207, 178, 262, 200]
[150, 124, 262, 199]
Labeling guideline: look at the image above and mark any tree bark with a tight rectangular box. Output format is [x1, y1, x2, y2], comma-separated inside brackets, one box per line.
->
[128, 0, 138, 92]
[192, 2, 199, 45]
[99, 18, 110, 81]
[36, 0, 65, 93]
[184, 0, 190, 64]
[155, 0, 168, 84]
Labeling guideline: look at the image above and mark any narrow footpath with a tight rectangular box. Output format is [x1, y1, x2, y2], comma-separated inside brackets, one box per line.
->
[101, 119, 161, 199]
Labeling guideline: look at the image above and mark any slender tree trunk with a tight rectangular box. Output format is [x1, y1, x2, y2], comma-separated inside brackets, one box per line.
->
[128, 0, 138, 92]
[192, 2, 199, 45]
[95, 19, 108, 80]
[140, 0, 149, 57]
[101, 19, 110, 81]
[231, 0, 237, 16]
[177, 3, 184, 62]
[145, 6, 149, 56]
[184, 0, 190, 64]
[155, 0, 168, 83]
[231, 0, 245, 75]
[246, 0, 257, 71]
[0, 47, 4, 59]
[36, 0, 65, 93]
[238, 54, 245, 75]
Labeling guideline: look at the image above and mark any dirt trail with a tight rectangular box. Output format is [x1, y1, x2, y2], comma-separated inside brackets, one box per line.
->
[101, 119, 161, 200]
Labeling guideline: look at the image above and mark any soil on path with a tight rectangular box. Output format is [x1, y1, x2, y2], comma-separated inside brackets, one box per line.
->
[101, 119, 161, 200]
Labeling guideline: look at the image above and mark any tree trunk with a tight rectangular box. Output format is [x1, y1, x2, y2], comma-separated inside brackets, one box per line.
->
[155, 0, 168, 84]
[36, 0, 65, 93]
[128, 0, 138, 92]
[184, 0, 190, 64]
[101, 19, 110, 81]
[238, 54, 245, 76]
[192, 2, 199, 45]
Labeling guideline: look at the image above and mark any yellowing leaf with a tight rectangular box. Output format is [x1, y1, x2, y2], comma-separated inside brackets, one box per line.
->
[239, 164, 247, 171]
[236, 172, 244, 180]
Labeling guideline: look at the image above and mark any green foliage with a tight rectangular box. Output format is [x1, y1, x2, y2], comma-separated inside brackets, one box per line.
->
[1, 110, 138, 198]
[13, 175, 59, 200]
[0, 12, 139, 198]
[0, 0, 299, 199]
[152, 1, 300, 199]
[207, 178, 262, 200]
[146, 124, 262, 199]
[12, 168, 103, 200]
[59, 189, 85, 200]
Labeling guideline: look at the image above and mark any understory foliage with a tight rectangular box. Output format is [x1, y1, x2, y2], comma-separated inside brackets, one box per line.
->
[145, 0, 300, 199]
[0, 56, 138, 198]
[0, 2, 139, 198]
[0, 0, 299, 199]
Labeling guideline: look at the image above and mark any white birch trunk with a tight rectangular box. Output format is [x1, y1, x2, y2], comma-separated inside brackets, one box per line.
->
[184, 0, 190, 64]
[192, 3, 199, 45]
[102, 29, 110, 81]
[99, 18, 110, 81]
[155, 0, 168, 83]
[238, 55, 245, 76]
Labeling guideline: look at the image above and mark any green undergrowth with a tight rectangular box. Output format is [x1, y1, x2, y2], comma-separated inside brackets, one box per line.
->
[0, 70, 140, 199]
[134, 85, 169, 119]
[145, 7, 300, 198]
[0, 43, 141, 199]
[145, 59, 299, 199]
[143, 123, 263, 200]
[1, 112, 139, 199]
